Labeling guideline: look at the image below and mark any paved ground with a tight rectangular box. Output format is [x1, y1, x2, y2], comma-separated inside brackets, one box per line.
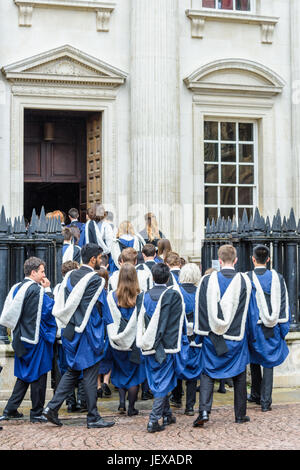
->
[1, 385, 300, 451]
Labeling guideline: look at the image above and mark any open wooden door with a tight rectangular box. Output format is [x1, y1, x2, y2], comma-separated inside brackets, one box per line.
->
[86, 113, 102, 208]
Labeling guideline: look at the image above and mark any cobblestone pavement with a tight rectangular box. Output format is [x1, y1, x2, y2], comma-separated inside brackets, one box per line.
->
[1, 387, 300, 451]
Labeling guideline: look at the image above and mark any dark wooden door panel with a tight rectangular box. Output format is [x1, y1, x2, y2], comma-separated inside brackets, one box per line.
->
[24, 142, 43, 181]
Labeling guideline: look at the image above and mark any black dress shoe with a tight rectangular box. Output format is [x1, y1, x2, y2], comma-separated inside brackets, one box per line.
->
[30, 415, 48, 424]
[67, 404, 80, 413]
[163, 415, 176, 426]
[141, 391, 153, 400]
[118, 403, 126, 414]
[42, 407, 63, 426]
[217, 388, 226, 394]
[184, 408, 195, 416]
[170, 397, 182, 408]
[102, 383, 112, 397]
[235, 415, 250, 424]
[147, 421, 165, 433]
[247, 394, 260, 405]
[97, 388, 103, 399]
[128, 408, 139, 417]
[261, 406, 272, 412]
[193, 411, 209, 427]
[87, 418, 115, 429]
[0, 411, 24, 421]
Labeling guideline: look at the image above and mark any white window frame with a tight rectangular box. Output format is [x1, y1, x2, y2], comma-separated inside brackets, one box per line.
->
[203, 118, 258, 222]
[201, 0, 256, 14]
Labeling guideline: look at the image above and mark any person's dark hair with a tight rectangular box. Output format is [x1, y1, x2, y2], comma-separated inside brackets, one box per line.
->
[142, 243, 156, 258]
[24, 257, 46, 276]
[253, 245, 270, 265]
[62, 227, 73, 241]
[151, 263, 170, 285]
[100, 253, 109, 267]
[68, 208, 79, 219]
[96, 267, 109, 290]
[81, 243, 103, 264]
[62, 260, 79, 277]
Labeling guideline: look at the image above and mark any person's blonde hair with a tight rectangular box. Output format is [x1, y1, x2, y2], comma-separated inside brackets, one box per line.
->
[218, 244, 237, 264]
[157, 239, 172, 260]
[179, 263, 201, 286]
[145, 212, 161, 242]
[116, 263, 140, 308]
[117, 220, 135, 238]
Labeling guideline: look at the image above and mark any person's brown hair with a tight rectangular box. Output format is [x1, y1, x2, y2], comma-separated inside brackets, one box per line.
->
[218, 244, 237, 264]
[165, 251, 181, 268]
[157, 239, 172, 260]
[62, 227, 73, 241]
[116, 263, 140, 308]
[61, 260, 79, 277]
[24, 257, 46, 276]
[121, 247, 138, 265]
[96, 267, 109, 290]
[142, 243, 156, 258]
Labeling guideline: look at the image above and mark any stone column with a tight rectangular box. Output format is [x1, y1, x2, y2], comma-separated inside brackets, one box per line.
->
[130, 0, 180, 248]
[290, 0, 300, 217]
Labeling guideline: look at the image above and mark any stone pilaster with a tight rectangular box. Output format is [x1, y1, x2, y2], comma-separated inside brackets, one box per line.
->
[130, 0, 180, 247]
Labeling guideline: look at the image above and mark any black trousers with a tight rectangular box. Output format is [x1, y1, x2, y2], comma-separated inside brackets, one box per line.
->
[47, 361, 100, 423]
[172, 379, 197, 410]
[5, 373, 47, 419]
[199, 370, 247, 419]
[250, 363, 273, 408]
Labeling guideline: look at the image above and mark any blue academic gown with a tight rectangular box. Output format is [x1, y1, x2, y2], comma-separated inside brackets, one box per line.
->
[62, 244, 81, 263]
[109, 238, 135, 273]
[248, 269, 290, 368]
[143, 287, 186, 398]
[201, 271, 250, 380]
[14, 285, 57, 383]
[177, 285, 203, 381]
[108, 292, 146, 389]
[61, 277, 113, 371]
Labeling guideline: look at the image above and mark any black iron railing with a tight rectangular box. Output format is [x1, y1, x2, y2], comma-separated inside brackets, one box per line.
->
[201, 207, 300, 331]
[0, 206, 63, 343]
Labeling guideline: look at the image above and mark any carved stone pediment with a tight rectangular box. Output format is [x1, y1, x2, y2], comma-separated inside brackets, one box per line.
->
[2, 44, 127, 88]
[184, 59, 285, 98]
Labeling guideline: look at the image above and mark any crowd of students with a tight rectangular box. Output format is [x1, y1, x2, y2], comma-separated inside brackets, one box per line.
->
[0, 205, 291, 433]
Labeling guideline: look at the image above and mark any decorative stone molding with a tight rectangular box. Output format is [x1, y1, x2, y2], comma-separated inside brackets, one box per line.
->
[14, 0, 115, 32]
[184, 58, 285, 99]
[2, 44, 127, 89]
[185, 9, 279, 44]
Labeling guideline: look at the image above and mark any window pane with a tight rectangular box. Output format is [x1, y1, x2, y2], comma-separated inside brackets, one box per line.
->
[205, 206, 218, 221]
[220, 207, 235, 219]
[204, 121, 218, 140]
[238, 187, 253, 205]
[205, 186, 218, 205]
[221, 144, 236, 162]
[239, 165, 254, 184]
[236, 0, 251, 11]
[221, 122, 236, 141]
[204, 143, 218, 162]
[220, 186, 235, 205]
[239, 123, 253, 141]
[205, 164, 219, 184]
[218, 0, 233, 10]
[221, 165, 236, 184]
[203, 0, 216, 7]
[239, 144, 254, 163]
[238, 207, 252, 220]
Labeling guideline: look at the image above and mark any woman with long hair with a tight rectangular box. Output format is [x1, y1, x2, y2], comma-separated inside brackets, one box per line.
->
[106, 263, 146, 416]
[156, 238, 172, 263]
[110, 220, 145, 272]
[139, 212, 165, 247]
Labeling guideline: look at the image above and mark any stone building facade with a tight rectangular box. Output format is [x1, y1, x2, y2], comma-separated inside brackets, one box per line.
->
[0, 0, 300, 391]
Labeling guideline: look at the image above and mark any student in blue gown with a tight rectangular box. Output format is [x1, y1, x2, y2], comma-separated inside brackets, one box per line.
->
[139, 212, 165, 247]
[67, 207, 85, 235]
[0, 257, 57, 424]
[194, 244, 252, 427]
[247, 244, 290, 412]
[78, 205, 111, 255]
[156, 239, 172, 264]
[174, 263, 203, 416]
[136, 263, 186, 433]
[165, 252, 181, 287]
[110, 221, 145, 273]
[106, 263, 146, 416]
[109, 248, 151, 292]
[43, 243, 115, 429]
[62, 227, 81, 264]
